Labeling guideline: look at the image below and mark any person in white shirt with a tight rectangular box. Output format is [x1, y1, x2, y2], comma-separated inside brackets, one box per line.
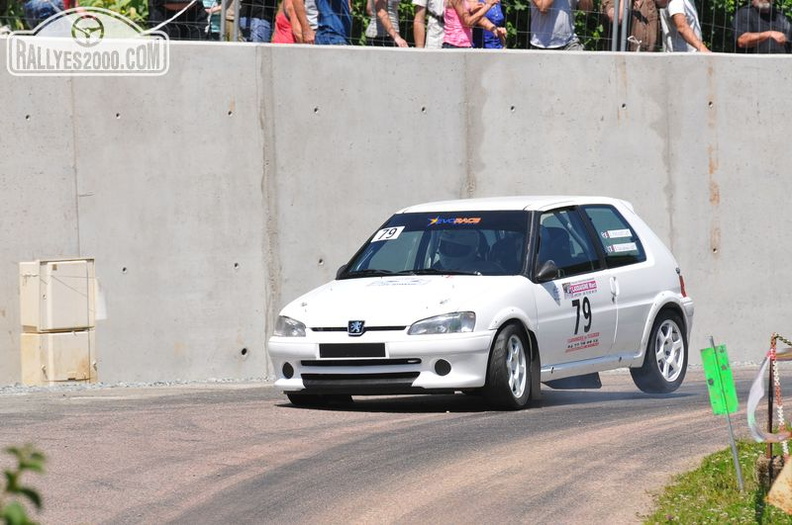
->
[660, 0, 711, 52]
[413, 0, 445, 48]
[366, 0, 408, 46]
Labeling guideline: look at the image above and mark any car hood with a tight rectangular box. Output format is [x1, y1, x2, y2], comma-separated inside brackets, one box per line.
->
[279, 275, 517, 328]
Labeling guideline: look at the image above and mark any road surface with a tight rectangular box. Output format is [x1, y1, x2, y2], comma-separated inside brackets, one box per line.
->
[0, 367, 766, 524]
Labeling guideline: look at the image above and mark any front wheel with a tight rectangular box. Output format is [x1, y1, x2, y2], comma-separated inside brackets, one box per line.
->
[484, 324, 531, 410]
[630, 310, 688, 394]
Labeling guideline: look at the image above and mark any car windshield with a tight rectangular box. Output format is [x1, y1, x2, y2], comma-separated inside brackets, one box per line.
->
[341, 211, 530, 278]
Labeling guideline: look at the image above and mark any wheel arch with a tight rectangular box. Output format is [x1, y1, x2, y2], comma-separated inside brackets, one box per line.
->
[486, 317, 542, 402]
[634, 297, 689, 368]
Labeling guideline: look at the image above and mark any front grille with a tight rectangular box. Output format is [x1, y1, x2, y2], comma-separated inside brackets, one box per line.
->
[301, 372, 421, 394]
[301, 358, 421, 367]
[319, 343, 385, 358]
[311, 326, 406, 332]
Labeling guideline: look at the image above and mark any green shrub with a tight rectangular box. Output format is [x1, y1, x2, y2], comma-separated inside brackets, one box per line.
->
[80, 0, 149, 23]
[1, 445, 45, 525]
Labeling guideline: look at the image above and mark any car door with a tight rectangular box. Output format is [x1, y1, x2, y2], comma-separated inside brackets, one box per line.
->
[532, 208, 618, 366]
[580, 204, 652, 356]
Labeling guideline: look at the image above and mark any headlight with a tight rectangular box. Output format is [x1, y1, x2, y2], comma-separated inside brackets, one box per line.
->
[408, 312, 475, 335]
[273, 316, 306, 337]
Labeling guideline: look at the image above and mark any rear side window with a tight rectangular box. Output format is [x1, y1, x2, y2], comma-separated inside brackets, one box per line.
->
[582, 205, 646, 268]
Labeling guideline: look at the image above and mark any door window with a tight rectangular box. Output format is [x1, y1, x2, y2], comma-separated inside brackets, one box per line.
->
[536, 209, 601, 279]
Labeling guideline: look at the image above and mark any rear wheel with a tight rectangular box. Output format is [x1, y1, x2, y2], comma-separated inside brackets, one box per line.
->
[286, 393, 353, 407]
[484, 324, 531, 410]
[630, 310, 687, 394]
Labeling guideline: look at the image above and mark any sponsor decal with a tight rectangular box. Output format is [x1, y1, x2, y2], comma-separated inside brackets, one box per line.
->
[601, 229, 632, 239]
[563, 279, 597, 299]
[427, 216, 481, 226]
[606, 242, 638, 253]
[566, 331, 600, 352]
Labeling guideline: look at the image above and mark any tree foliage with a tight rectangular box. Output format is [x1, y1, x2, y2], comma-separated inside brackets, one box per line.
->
[81, 0, 149, 23]
[1, 445, 45, 525]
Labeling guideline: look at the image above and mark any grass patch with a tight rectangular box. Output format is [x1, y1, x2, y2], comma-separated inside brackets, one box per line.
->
[644, 441, 792, 524]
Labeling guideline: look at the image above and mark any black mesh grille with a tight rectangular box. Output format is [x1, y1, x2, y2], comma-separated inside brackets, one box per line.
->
[302, 358, 421, 367]
[301, 372, 421, 394]
[319, 343, 385, 358]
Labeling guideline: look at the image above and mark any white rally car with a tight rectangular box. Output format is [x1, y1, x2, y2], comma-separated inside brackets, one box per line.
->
[267, 196, 694, 410]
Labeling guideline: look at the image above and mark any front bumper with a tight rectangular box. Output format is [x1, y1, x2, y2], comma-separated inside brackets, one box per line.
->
[268, 331, 495, 395]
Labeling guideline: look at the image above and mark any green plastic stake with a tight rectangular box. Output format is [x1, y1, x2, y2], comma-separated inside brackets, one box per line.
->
[701, 339, 744, 492]
[701, 344, 738, 415]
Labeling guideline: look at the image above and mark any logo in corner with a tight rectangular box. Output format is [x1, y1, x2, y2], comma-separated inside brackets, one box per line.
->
[348, 320, 365, 336]
[7, 7, 169, 76]
[70, 14, 105, 47]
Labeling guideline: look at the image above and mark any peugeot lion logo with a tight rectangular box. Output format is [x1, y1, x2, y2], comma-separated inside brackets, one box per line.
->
[348, 320, 365, 336]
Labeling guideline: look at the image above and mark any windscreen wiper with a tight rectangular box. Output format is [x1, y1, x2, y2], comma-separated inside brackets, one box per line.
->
[343, 269, 396, 278]
[409, 268, 480, 276]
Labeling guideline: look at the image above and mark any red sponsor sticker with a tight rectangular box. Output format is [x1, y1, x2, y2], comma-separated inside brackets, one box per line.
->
[563, 279, 597, 298]
[566, 332, 600, 352]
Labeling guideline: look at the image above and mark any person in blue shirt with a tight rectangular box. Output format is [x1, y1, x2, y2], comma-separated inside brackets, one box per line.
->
[473, 0, 506, 48]
[314, 0, 352, 44]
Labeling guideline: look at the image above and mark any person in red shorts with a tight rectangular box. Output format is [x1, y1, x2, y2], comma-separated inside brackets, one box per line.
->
[272, 0, 303, 42]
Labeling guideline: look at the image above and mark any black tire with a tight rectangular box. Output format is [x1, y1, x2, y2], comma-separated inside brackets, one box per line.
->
[484, 324, 531, 410]
[630, 310, 688, 394]
[286, 393, 353, 407]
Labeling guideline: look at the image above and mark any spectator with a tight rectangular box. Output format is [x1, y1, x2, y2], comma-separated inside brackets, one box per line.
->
[733, 0, 792, 53]
[238, 0, 277, 42]
[659, 0, 710, 51]
[365, 0, 408, 46]
[23, 0, 83, 28]
[530, 0, 592, 49]
[24, 0, 62, 28]
[304, 0, 319, 34]
[313, 0, 352, 44]
[413, 0, 445, 48]
[149, 0, 209, 39]
[602, 0, 667, 51]
[473, 0, 506, 48]
[272, 0, 302, 42]
[290, 0, 317, 42]
[443, 0, 506, 48]
[203, 0, 222, 39]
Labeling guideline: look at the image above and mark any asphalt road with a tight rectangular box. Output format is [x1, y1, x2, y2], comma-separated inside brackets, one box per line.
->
[0, 367, 768, 525]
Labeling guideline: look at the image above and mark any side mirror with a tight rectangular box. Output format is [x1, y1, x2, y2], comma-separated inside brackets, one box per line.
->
[536, 260, 559, 283]
[336, 264, 348, 280]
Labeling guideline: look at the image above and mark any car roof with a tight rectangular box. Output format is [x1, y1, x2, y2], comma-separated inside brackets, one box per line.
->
[396, 196, 634, 214]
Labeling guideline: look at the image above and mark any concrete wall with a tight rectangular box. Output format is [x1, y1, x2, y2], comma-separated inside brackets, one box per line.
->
[1, 41, 789, 385]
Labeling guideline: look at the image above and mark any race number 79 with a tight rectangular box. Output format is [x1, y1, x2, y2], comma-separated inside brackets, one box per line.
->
[572, 297, 592, 334]
[372, 226, 404, 242]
